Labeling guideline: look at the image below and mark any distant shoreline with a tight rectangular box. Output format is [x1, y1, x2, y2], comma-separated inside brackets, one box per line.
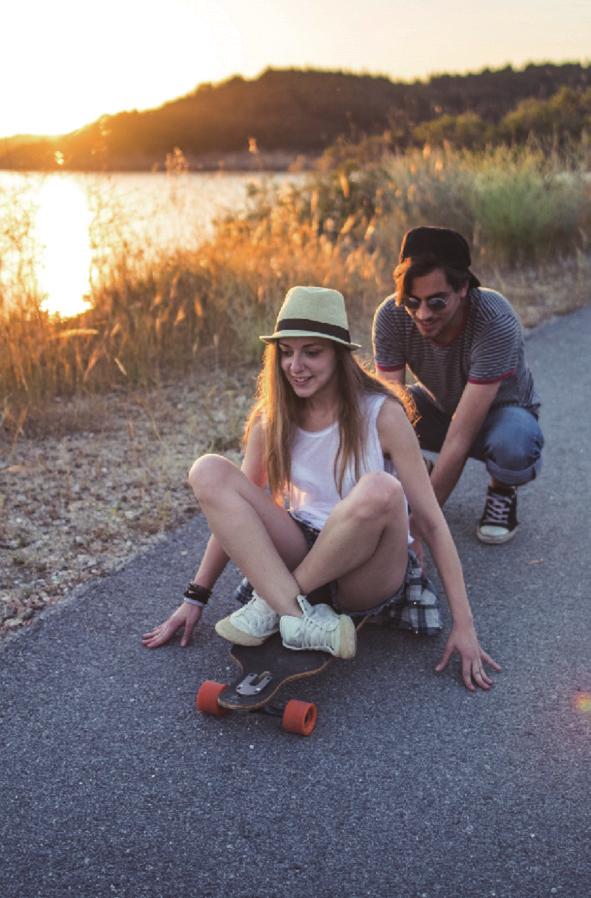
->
[0, 150, 319, 175]
[2, 63, 589, 176]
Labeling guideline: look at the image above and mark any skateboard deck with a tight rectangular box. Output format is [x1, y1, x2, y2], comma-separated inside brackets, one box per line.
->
[196, 618, 366, 736]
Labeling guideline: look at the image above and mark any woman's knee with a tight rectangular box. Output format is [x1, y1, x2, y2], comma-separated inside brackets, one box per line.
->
[349, 472, 406, 523]
[187, 454, 232, 501]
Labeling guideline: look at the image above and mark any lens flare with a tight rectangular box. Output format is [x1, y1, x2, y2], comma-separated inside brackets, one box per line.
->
[572, 692, 591, 714]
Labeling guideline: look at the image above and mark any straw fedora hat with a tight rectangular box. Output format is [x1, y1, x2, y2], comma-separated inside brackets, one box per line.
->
[260, 286, 361, 350]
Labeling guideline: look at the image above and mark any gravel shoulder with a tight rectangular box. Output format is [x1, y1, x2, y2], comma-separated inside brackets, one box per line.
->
[0, 365, 256, 635]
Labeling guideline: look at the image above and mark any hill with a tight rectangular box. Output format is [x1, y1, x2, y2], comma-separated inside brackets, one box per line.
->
[1, 62, 589, 171]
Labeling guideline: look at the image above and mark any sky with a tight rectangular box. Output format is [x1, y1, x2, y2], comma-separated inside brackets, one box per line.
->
[2, 0, 589, 138]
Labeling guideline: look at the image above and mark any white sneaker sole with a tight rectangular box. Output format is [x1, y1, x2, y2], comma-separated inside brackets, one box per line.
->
[214, 615, 278, 646]
[335, 615, 357, 659]
[476, 525, 518, 545]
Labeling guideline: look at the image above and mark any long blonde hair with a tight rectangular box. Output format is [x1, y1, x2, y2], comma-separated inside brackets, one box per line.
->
[244, 343, 416, 501]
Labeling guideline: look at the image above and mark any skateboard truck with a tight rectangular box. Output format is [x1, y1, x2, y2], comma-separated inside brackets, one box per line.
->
[236, 670, 273, 696]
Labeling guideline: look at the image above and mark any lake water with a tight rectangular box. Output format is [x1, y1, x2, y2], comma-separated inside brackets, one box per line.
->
[0, 170, 303, 317]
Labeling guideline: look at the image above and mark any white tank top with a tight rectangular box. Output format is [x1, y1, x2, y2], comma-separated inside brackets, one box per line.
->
[287, 393, 408, 532]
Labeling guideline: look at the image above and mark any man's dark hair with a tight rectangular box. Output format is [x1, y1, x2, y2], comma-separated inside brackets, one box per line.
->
[393, 254, 474, 305]
[394, 226, 481, 304]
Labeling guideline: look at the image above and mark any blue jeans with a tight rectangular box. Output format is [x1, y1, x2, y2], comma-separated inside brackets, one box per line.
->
[409, 385, 544, 486]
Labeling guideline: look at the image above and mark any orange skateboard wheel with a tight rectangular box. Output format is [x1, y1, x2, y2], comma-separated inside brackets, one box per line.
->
[282, 699, 318, 736]
[196, 680, 229, 717]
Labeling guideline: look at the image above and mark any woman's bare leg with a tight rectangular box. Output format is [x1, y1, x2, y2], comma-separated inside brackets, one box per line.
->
[292, 472, 410, 612]
[188, 454, 308, 615]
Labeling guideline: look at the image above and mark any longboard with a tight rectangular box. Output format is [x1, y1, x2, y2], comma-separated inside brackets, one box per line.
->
[196, 619, 366, 736]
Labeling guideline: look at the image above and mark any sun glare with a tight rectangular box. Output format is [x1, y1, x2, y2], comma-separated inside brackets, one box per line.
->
[1, 1, 244, 138]
[35, 177, 93, 317]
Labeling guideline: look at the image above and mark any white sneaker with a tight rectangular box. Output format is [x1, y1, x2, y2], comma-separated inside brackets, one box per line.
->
[280, 596, 356, 659]
[215, 592, 279, 646]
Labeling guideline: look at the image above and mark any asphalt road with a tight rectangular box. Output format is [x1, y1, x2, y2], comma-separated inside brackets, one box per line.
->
[1, 307, 590, 898]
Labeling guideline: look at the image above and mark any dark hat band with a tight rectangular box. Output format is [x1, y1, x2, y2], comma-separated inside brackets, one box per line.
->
[276, 317, 352, 343]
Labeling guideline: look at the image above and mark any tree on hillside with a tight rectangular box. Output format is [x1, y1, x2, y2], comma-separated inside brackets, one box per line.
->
[0, 63, 590, 170]
[500, 86, 591, 143]
[413, 113, 492, 149]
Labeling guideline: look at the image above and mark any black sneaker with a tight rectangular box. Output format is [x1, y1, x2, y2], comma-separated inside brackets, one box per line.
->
[476, 485, 518, 544]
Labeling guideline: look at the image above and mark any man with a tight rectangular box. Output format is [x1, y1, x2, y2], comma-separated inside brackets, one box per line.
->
[372, 226, 543, 544]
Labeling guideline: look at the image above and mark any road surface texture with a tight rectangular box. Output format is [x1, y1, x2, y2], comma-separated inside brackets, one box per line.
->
[1, 306, 590, 898]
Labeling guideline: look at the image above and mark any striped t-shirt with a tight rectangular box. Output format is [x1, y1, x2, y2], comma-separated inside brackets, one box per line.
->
[372, 288, 540, 416]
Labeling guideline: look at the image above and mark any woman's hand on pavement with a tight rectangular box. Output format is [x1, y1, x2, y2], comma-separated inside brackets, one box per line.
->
[142, 602, 203, 648]
[435, 624, 502, 691]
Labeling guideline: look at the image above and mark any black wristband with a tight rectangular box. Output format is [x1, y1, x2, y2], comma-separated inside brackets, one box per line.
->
[183, 583, 212, 604]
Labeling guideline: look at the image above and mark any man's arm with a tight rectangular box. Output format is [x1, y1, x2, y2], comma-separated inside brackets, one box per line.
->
[430, 381, 501, 506]
[376, 368, 502, 506]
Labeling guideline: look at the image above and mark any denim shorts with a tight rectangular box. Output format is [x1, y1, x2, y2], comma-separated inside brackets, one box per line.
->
[288, 512, 322, 551]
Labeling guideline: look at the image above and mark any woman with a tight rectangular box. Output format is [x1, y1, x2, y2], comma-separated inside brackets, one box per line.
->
[142, 286, 500, 690]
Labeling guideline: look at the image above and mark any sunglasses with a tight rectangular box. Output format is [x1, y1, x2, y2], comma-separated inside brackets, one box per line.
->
[403, 293, 451, 312]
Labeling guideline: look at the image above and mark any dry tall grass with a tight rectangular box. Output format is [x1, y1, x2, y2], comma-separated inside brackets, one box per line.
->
[1, 142, 589, 436]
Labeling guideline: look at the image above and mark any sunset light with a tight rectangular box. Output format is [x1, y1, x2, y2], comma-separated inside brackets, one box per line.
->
[1, 3, 590, 893]
[2, 0, 589, 139]
[2, 0, 244, 137]
[35, 177, 93, 317]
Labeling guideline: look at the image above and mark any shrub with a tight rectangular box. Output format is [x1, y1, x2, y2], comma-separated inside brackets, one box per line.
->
[1, 141, 589, 433]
